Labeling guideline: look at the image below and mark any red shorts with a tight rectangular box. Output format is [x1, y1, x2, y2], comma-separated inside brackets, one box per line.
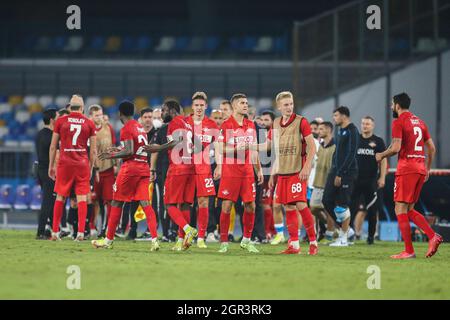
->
[274, 174, 307, 205]
[394, 174, 425, 204]
[55, 164, 90, 197]
[261, 179, 273, 206]
[195, 174, 216, 197]
[93, 168, 115, 201]
[164, 174, 196, 205]
[218, 176, 256, 203]
[113, 169, 150, 202]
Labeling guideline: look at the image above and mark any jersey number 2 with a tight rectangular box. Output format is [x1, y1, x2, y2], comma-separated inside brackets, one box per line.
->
[70, 124, 81, 146]
[413, 127, 423, 152]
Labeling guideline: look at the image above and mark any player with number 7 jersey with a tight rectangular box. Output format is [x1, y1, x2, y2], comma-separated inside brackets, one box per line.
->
[49, 95, 97, 241]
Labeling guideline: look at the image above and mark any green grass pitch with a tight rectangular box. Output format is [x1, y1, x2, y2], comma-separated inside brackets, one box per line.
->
[0, 230, 449, 299]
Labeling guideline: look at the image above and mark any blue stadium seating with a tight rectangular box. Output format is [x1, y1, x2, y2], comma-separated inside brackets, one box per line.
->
[30, 185, 42, 210]
[89, 36, 106, 51]
[14, 184, 31, 210]
[0, 184, 14, 209]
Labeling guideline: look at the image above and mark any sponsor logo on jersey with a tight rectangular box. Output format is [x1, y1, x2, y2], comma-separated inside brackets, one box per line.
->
[357, 148, 375, 156]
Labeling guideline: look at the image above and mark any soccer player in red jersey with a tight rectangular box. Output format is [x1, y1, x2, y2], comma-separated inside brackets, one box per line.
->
[186, 92, 221, 248]
[376, 93, 442, 259]
[265, 91, 318, 255]
[91, 101, 163, 251]
[150, 100, 200, 251]
[49, 95, 97, 241]
[217, 93, 264, 253]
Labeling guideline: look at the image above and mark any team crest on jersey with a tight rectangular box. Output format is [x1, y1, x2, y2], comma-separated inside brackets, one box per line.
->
[222, 190, 230, 196]
[369, 141, 377, 148]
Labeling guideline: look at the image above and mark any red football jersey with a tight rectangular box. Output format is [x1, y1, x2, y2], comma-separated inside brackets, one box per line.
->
[54, 112, 96, 167]
[218, 115, 257, 178]
[392, 111, 431, 176]
[119, 119, 150, 176]
[186, 115, 220, 175]
[167, 115, 195, 175]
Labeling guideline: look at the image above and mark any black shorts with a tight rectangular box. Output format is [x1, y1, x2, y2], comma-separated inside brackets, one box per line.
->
[323, 173, 356, 209]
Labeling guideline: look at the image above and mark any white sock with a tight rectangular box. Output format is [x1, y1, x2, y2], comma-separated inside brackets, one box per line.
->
[183, 224, 190, 232]
[291, 240, 300, 249]
[325, 230, 334, 237]
[310, 240, 318, 246]
[242, 237, 250, 243]
[105, 238, 113, 244]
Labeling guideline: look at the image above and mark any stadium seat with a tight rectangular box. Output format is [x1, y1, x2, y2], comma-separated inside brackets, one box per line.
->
[254, 36, 274, 53]
[134, 97, 149, 110]
[136, 36, 152, 52]
[273, 36, 288, 53]
[154, 36, 176, 52]
[149, 97, 163, 107]
[0, 184, 14, 210]
[85, 96, 101, 107]
[186, 36, 204, 52]
[51, 36, 67, 51]
[210, 97, 224, 109]
[8, 96, 23, 106]
[89, 36, 106, 51]
[23, 95, 38, 106]
[30, 185, 42, 210]
[174, 36, 190, 52]
[204, 36, 220, 52]
[28, 103, 43, 114]
[121, 36, 136, 52]
[20, 36, 38, 52]
[38, 95, 54, 107]
[0, 127, 8, 139]
[55, 95, 69, 108]
[243, 36, 258, 52]
[35, 36, 52, 52]
[63, 36, 84, 52]
[104, 36, 122, 52]
[0, 103, 12, 114]
[181, 98, 191, 107]
[15, 111, 31, 123]
[101, 96, 116, 108]
[256, 97, 273, 109]
[247, 97, 257, 107]
[14, 184, 31, 210]
[0, 96, 7, 103]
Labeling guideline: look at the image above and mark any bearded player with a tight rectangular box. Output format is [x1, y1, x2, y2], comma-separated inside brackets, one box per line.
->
[150, 100, 201, 251]
[49, 95, 97, 242]
[186, 92, 221, 248]
[217, 93, 264, 253]
[91, 101, 165, 251]
[376, 93, 442, 259]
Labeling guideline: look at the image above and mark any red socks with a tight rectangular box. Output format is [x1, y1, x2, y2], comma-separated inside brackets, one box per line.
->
[52, 200, 64, 232]
[264, 208, 276, 236]
[286, 210, 299, 241]
[397, 213, 414, 254]
[242, 210, 255, 239]
[77, 201, 87, 233]
[220, 212, 230, 242]
[106, 205, 123, 240]
[167, 206, 188, 236]
[197, 207, 209, 239]
[299, 207, 316, 242]
[142, 206, 158, 239]
[408, 209, 435, 239]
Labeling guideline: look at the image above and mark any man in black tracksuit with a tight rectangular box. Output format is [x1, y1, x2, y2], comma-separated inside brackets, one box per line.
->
[323, 106, 359, 247]
[351, 116, 387, 245]
[35, 106, 58, 239]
